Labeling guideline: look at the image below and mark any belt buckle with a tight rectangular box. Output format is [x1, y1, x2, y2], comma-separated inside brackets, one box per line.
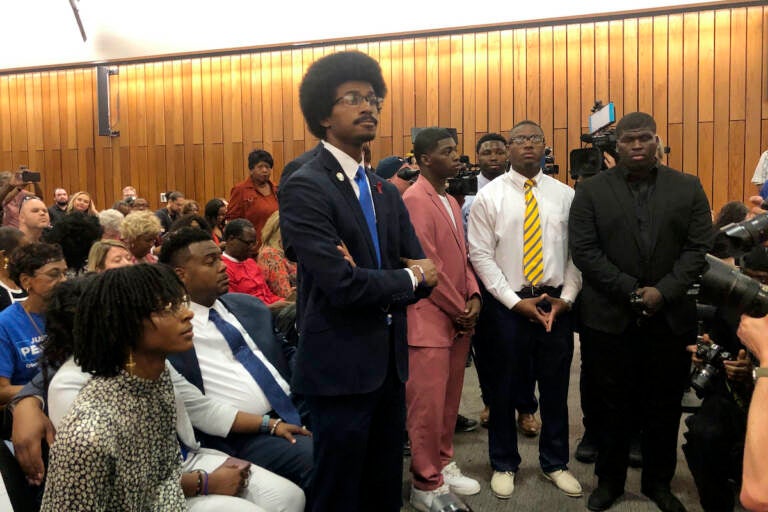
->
[530, 284, 537, 297]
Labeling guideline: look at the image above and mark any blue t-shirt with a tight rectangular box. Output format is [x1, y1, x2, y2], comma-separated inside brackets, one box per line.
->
[0, 302, 46, 385]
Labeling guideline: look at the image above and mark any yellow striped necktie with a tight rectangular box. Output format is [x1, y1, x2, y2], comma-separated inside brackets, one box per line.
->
[523, 179, 544, 285]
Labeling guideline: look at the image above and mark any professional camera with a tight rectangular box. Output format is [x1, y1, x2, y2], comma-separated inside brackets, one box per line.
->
[542, 147, 559, 175]
[446, 155, 479, 197]
[717, 212, 768, 255]
[570, 101, 617, 180]
[698, 254, 768, 318]
[690, 338, 733, 397]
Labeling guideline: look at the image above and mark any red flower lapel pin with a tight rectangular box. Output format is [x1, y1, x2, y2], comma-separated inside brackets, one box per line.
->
[376, 182, 383, 194]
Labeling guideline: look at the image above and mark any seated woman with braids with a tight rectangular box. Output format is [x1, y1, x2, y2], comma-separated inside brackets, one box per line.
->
[35, 266, 304, 511]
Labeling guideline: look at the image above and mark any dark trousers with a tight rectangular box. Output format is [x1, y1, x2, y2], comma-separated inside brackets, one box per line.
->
[198, 429, 314, 490]
[485, 294, 573, 473]
[580, 318, 693, 492]
[304, 359, 405, 512]
[683, 389, 746, 511]
[474, 286, 538, 414]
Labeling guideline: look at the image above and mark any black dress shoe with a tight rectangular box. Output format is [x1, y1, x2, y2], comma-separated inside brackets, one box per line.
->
[642, 488, 686, 512]
[455, 414, 478, 433]
[575, 431, 598, 464]
[587, 485, 623, 511]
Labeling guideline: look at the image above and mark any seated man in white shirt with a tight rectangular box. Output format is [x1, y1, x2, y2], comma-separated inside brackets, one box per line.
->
[159, 227, 314, 491]
[468, 120, 582, 500]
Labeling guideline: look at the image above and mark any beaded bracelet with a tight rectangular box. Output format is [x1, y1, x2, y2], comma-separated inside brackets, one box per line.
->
[270, 418, 283, 436]
[193, 469, 209, 496]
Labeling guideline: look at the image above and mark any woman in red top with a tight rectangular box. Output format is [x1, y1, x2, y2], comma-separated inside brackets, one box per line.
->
[227, 150, 278, 248]
[257, 211, 296, 300]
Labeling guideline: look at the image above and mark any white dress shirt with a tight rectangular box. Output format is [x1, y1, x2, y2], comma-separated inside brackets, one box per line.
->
[468, 168, 581, 309]
[751, 150, 768, 185]
[190, 299, 291, 416]
[48, 357, 238, 452]
[322, 139, 419, 289]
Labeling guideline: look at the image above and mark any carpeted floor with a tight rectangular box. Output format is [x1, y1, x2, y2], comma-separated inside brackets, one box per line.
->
[400, 336, 745, 511]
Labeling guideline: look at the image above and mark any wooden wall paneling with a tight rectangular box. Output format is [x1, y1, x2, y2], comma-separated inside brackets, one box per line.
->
[623, 19, 638, 114]
[191, 59, 204, 145]
[232, 142, 244, 182]
[230, 55, 243, 145]
[0, 152, 10, 169]
[134, 64, 148, 147]
[580, 23, 595, 134]
[425, 36, 440, 128]
[190, 145, 203, 205]
[434, 36, 450, 130]
[90, 69, 108, 205]
[763, 6, 768, 120]
[745, 6, 765, 179]
[698, 11, 715, 123]
[389, 40, 404, 156]
[667, 123, 683, 171]
[729, 8, 747, 122]
[667, 14, 684, 125]
[512, 29, 526, 125]
[221, 56, 234, 194]
[637, 17, 654, 114]
[712, 9, 731, 208]
[448, 35, 460, 137]
[288, 49, 304, 149]
[75, 69, 94, 194]
[728, 121, 745, 201]
[0, 77, 11, 152]
[594, 22, 609, 110]
[414, 37, 429, 130]
[377, 42, 393, 142]
[486, 32, 500, 134]
[210, 58, 224, 144]
[500, 30, 514, 132]
[44, 149, 63, 196]
[682, 12, 699, 174]
[64, 71, 78, 150]
[552, 26, 567, 131]
[462, 34, 476, 153]
[172, 145, 186, 204]
[148, 145, 164, 206]
[698, 122, 715, 204]
[121, 66, 135, 148]
[652, 16, 668, 143]
[269, 52, 284, 155]
[608, 20, 625, 117]
[525, 28, 540, 124]
[401, 38, 416, 135]
[260, 53, 273, 151]
[553, 128, 569, 185]
[239, 53, 254, 159]
[41, 73, 59, 152]
[538, 27, 554, 144]
[144, 63, 157, 149]
[249, 53, 263, 146]
[170, 61, 183, 145]
[28, 73, 43, 151]
[279, 50, 294, 171]
[152, 62, 166, 146]
[475, 32, 489, 135]
[10, 76, 28, 152]
[566, 24, 581, 165]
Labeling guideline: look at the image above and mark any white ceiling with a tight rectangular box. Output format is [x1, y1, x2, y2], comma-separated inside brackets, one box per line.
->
[0, 0, 727, 71]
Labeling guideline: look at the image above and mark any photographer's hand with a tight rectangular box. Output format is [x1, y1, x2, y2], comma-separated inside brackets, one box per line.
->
[724, 349, 753, 384]
[686, 333, 711, 367]
[737, 314, 768, 365]
[603, 152, 616, 169]
[636, 287, 664, 315]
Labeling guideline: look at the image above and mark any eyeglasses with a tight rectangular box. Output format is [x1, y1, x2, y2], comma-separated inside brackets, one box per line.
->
[157, 296, 191, 316]
[18, 195, 40, 213]
[236, 237, 257, 246]
[34, 268, 67, 281]
[509, 135, 545, 146]
[333, 92, 383, 111]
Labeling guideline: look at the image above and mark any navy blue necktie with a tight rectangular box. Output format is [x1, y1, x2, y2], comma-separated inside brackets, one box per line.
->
[354, 166, 381, 268]
[208, 308, 301, 426]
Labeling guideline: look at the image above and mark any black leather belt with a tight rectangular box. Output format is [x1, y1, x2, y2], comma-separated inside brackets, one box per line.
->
[516, 285, 562, 299]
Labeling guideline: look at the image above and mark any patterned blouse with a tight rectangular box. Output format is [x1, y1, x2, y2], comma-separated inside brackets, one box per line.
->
[258, 246, 297, 298]
[41, 368, 185, 511]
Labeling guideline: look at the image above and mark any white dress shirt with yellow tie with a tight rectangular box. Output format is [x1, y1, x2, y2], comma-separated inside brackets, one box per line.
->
[467, 168, 581, 309]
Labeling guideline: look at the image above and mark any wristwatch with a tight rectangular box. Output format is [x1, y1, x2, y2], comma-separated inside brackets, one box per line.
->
[752, 367, 768, 382]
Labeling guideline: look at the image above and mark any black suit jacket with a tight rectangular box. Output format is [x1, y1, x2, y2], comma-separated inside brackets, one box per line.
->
[279, 146, 429, 396]
[167, 293, 292, 393]
[568, 165, 713, 335]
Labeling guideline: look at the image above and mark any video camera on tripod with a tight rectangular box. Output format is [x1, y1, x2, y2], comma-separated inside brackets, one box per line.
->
[569, 101, 617, 181]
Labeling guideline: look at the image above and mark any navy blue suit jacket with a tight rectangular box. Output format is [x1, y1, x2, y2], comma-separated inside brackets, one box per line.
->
[279, 146, 429, 396]
[167, 293, 292, 394]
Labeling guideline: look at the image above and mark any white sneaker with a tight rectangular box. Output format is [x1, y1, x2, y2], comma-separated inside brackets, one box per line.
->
[410, 483, 450, 512]
[543, 469, 583, 497]
[441, 461, 481, 495]
[490, 471, 515, 499]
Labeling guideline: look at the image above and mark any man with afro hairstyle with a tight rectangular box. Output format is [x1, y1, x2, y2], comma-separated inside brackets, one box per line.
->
[279, 51, 437, 511]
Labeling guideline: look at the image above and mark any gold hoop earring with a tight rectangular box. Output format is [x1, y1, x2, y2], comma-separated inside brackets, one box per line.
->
[125, 350, 136, 375]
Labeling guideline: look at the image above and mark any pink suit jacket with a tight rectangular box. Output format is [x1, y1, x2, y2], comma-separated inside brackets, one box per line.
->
[403, 175, 480, 348]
